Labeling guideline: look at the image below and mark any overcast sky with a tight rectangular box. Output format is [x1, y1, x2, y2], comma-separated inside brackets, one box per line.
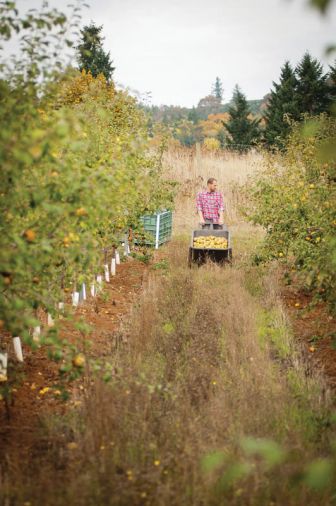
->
[12, 0, 336, 106]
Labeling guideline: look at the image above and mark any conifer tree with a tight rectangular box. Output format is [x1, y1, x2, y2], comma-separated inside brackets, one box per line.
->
[188, 106, 200, 124]
[77, 23, 115, 81]
[327, 61, 336, 105]
[212, 77, 224, 102]
[295, 52, 329, 115]
[223, 85, 260, 153]
[264, 61, 299, 149]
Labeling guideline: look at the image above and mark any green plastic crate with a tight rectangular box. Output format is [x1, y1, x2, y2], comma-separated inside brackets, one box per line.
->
[140, 211, 172, 248]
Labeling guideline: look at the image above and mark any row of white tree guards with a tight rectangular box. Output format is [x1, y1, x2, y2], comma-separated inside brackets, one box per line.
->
[0, 242, 130, 382]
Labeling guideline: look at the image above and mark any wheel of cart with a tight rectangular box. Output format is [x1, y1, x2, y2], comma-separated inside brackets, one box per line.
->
[188, 223, 232, 267]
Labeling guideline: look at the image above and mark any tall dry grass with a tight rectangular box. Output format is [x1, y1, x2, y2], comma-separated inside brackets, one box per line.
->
[3, 239, 334, 506]
[164, 146, 263, 233]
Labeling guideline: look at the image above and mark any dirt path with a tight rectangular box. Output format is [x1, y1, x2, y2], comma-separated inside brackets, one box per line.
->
[0, 257, 148, 462]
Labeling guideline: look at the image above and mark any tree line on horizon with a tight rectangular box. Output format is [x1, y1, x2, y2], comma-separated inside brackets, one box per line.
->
[77, 23, 336, 153]
[144, 54, 336, 152]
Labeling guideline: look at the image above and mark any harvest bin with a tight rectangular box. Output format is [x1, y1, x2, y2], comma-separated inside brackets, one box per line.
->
[189, 228, 232, 266]
[140, 210, 173, 249]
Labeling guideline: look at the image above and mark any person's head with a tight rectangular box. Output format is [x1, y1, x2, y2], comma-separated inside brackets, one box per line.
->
[207, 177, 217, 192]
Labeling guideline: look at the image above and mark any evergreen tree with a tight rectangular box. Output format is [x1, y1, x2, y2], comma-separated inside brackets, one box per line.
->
[295, 52, 329, 115]
[212, 77, 224, 102]
[187, 106, 200, 124]
[327, 61, 336, 105]
[77, 23, 115, 81]
[223, 85, 260, 153]
[216, 128, 227, 148]
[264, 61, 299, 149]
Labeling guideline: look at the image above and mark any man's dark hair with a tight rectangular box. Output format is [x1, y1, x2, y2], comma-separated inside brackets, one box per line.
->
[207, 177, 217, 185]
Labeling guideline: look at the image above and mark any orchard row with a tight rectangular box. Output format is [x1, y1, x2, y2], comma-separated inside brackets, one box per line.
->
[0, 69, 174, 380]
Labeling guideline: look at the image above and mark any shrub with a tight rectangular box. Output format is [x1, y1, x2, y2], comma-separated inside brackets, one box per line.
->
[243, 114, 336, 312]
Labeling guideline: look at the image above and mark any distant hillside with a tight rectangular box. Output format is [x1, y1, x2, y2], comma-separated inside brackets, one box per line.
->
[142, 97, 266, 125]
[141, 95, 270, 147]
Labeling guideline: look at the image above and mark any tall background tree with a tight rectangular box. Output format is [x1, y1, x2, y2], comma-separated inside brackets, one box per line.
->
[295, 52, 330, 115]
[223, 85, 260, 153]
[77, 23, 115, 81]
[212, 77, 224, 102]
[327, 60, 336, 104]
[264, 61, 299, 149]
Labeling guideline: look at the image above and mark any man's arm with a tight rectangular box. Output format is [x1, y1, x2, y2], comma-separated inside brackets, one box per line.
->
[218, 193, 225, 225]
[196, 193, 205, 224]
[198, 210, 205, 224]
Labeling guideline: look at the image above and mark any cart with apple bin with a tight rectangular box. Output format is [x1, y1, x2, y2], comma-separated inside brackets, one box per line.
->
[188, 224, 232, 267]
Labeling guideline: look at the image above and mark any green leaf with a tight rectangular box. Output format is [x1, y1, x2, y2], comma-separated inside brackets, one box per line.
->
[218, 462, 252, 489]
[304, 458, 334, 490]
[201, 451, 226, 473]
[309, 0, 332, 14]
[162, 321, 175, 334]
[241, 437, 286, 468]
[302, 120, 320, 138]
[325, 45, 336, 56]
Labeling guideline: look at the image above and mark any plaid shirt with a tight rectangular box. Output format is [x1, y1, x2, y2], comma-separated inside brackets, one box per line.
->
[196, 191, 224, 222]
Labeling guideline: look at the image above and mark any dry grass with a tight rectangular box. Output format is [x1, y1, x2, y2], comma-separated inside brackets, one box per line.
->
[164, 146, 263, 233]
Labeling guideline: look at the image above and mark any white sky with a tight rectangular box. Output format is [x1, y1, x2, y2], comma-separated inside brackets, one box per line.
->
[9, 0, 336, 106]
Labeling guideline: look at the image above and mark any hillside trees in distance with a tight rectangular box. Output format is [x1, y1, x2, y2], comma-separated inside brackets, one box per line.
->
[143, 51, 335, 150]
[77, 23, 115, 81]
[197, 94, 222, 117]
[141, 76, 263, 147]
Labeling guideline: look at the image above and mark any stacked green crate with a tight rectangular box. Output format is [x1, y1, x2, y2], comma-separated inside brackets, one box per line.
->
[141, 211, 172, 248]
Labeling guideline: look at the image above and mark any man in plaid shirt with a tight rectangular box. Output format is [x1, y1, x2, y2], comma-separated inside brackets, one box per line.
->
[196, 177, 224, 229]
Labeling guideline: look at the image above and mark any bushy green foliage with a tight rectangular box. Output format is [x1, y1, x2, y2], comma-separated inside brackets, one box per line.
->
[0, 3, 175, 374]
[243, 114, 336, 312]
